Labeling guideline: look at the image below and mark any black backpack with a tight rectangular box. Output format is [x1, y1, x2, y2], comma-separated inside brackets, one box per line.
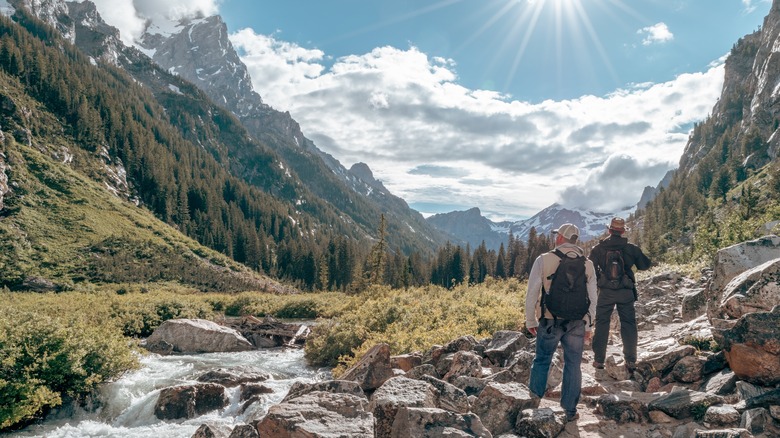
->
[600, 248, 626, 289]
[542, 250, 590, 321]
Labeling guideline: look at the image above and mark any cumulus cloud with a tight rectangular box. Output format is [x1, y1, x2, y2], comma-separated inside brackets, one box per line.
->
[88, 0, 221, 44]
[558, 155, 670, 211]
[638, 23, 674, 46]
[229, 31, 725, 218]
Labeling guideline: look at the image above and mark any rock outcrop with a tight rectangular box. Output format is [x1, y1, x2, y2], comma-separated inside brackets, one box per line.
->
[145, 319, 254, 355]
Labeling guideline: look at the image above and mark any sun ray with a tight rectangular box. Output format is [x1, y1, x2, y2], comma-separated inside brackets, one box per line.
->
[502, 0, 546, 94]
[453, 1, 519, 56]
[319, 0, 467, 47]
[569, 0, 622, 90]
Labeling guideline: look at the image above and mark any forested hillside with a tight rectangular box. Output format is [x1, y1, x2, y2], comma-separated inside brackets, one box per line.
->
[0, 10, 366, 290]
[639, 25, 780, 261]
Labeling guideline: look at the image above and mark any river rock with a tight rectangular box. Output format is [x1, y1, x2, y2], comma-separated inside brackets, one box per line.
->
[228, 424, 259, 438]
[223, 316, 310, 348]
[718, 258, 780, 320]
[341, 343, 394, 391]
[390, 407, 491, 438]
[145, 319, 253, 354]
[197, 367, 270, 387]
[484, 330, 528, 367]
[370, 376, 438, 438]
[472, 382, 539, 436]
[256, 391, 373, 437]
[154, 383, 228, 420]
[239, 383, 274, 401]
[720, 309, 780, 386]
[191, 424, 217, 438]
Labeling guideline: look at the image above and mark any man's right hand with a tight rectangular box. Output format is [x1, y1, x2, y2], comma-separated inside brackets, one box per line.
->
[527, 327, 537, 336]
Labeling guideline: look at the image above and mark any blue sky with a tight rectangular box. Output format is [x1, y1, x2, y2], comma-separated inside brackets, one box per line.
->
[91, 0, 771, 221]
[220, 0, 767, 103]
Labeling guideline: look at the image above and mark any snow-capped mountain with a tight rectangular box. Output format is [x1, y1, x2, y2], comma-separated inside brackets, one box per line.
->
[509, 203, 635, 243]
[132, 11, 448, 252]
[426, 203, 634, 250]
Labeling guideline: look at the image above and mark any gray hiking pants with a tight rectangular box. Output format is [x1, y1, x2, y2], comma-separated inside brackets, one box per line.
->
[592, 287, 637, 364]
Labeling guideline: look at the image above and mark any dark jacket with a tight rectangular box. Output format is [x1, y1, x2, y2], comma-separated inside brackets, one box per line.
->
[589, 234, 651, 286]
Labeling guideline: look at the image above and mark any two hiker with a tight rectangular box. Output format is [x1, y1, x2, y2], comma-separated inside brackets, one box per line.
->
[524, 217, 651, 421]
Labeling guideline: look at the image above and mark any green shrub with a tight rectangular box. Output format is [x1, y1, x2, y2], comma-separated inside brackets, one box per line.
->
[0, 307, 137, 430]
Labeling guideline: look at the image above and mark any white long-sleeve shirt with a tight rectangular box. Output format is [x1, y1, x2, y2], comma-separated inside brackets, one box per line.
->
[524, 242, 598, 332]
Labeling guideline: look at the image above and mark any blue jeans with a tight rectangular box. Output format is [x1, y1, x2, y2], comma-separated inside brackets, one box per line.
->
[529, 318, 585, 417]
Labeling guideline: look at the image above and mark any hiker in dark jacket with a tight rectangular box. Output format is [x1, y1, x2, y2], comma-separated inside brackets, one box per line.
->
[588, 217, 651, 374]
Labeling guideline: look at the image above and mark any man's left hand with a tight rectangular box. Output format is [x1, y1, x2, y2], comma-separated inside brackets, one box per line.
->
[584, 331, 592, 344]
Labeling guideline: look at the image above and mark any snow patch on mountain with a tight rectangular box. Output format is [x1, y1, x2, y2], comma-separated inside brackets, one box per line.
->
[509, 203, 636, 243]
[0, 0, 13, 15]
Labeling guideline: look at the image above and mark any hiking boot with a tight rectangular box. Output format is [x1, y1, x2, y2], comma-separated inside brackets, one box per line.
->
[566, 412, 579, 422]
[626, 362, 637, 373]
[592, 361, 605, 369]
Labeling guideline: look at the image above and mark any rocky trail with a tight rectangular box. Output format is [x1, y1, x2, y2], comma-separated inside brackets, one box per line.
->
[139, 236, 780, 438]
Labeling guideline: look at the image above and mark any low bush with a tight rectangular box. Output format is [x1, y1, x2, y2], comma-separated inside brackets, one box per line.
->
[304, 280, 526, 374]
[0, 301, 137, 430]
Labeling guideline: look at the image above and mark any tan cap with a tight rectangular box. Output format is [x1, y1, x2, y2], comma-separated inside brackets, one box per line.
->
[553, 223, 580, 240]
[609, 217, 626, 232]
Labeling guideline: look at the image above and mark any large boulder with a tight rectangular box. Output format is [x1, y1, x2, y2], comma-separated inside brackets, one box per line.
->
[145, 319, 253, 355]
[718, 258, 780, 320]
[370, 376, 438, 438]
[256, 391, 374, 437]
[707, 235, 780, 320]
[341, 343, 394, 391]
[472, 382, 539, 436]
[720, 308, 780, 386]
[154, 383, 228, 420]
[484, 331, 528, 367]
[196, 367, 270, 387]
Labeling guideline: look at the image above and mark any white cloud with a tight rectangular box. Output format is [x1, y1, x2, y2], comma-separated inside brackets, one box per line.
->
[638, 23, 674, 46]
[231, 32, 725, 218]
[88, 0, 221, 44]
[742, 0, 771, 14]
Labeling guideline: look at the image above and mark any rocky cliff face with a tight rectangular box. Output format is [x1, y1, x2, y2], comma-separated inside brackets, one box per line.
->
[679, 0, 780, 175]
[135, 11, 447, 252]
